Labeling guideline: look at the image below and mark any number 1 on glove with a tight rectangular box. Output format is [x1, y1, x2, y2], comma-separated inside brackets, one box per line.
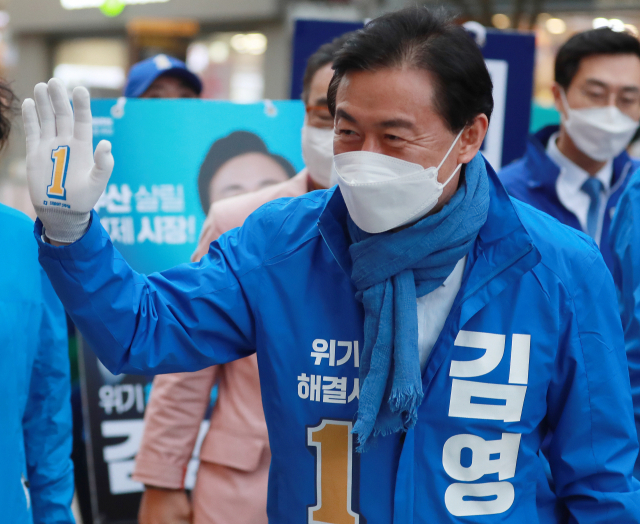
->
[22, 78, 114, 243]
[47, 146, 70, 200]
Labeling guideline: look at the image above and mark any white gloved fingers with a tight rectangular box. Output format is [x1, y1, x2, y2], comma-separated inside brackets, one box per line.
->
[90, 140, 114, 185]
[22, 99, 40, 153]
[34, 82, 55, 139]
[26, 81, 111, 243]
[48, 78, 74, 137]
[72, 86, 93, 141]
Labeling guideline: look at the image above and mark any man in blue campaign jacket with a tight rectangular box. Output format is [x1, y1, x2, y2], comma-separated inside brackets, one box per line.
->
[610, 168, 640, 479]
[500, 28, 640, 273]
[24, 7, 640, 522]
[0, 201, 74, 523]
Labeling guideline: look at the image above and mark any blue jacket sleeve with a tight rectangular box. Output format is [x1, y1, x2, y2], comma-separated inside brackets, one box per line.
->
[610, 170, 640, 478]
[23, 269, 75, 524]
[35, 210, 263, 375]
[545, 248, 640, 521]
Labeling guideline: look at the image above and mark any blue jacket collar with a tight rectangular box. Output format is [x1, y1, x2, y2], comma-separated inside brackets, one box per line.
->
[318, 155, 541, 299]
[525, 124, 634, 192]
[455, 157, 540, 326]
[524, 125, 561, 192]
[317, 185, 352, 275]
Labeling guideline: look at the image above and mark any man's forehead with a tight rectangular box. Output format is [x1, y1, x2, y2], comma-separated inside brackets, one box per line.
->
[573, 53, 640, 88]
[152, 74, 193, 88]
[335, 70, 439, 126]
[308, 63, 334, 102]
[336, 68, 436, 103]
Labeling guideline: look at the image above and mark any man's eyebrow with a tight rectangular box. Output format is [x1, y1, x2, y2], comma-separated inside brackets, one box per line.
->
[335, 110, 415, 129]
[313, 97, 328, 107]
[377, 118, 415, 129]
[336, 108, 357, 123]
[584, 78, 640, 93]
[583, 79, 609, 89]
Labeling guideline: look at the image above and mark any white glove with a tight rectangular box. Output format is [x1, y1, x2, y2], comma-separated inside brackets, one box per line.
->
[22, 78, 114, 243]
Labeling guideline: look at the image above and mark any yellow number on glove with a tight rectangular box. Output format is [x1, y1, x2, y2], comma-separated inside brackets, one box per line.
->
[307, 420, 359, 524]
[47, 146, 69, 199]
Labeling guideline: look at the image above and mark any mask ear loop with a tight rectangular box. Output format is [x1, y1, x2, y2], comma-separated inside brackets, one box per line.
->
[442, 163, 463, 188]
[559, 88, 572, 121]
[437, 128, 465, 171]
[437, 128, 465, 187]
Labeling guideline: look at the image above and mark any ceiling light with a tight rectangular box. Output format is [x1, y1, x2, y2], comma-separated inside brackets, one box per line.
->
[593, 17, 609, 29]
[61, 0, 169, 10]
[492, 14, 510, 30]
[209, 41, 229, 64]
[546, 18, 566, 35]
[186, 43, 209, 73]
[609, 19, 625, 32]
[230, 33, 267, 55]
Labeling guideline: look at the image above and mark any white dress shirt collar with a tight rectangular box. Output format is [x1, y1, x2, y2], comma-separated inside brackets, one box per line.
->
[417, 256, 466, 371]
[546, 132, 612, 240]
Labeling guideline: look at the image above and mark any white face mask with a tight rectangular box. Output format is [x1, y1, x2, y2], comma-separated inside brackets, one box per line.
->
[301, 122, 334, 188]
[561, 89, 639, 162]
[334, 130, 463, 234]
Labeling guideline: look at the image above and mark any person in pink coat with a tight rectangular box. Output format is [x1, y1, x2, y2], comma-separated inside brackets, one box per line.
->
[133, 34, 349, 524]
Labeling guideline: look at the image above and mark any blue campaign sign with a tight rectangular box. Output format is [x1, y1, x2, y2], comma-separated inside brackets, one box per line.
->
[290, 19, 363, 100]
[79, 98, 305, 524]
[91, 98, 305, 274]
[479, 29, 536, 170]
[290, 19, 535, 171]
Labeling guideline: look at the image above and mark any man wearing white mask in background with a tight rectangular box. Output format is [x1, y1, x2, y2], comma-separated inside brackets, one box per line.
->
[190, 33, 350, 262]
[132, 33, 351, 524]
[500, 27, 640, 273]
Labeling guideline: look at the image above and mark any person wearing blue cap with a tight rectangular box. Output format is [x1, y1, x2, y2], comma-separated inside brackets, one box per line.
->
[124, 54, 202, 99]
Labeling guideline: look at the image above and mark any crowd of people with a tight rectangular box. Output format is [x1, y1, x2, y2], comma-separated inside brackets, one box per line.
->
[5, 5, 640, 523]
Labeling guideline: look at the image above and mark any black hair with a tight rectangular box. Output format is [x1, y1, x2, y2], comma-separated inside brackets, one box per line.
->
[197, 130, 296, 213]
[556, 28, 640, 90]
[327, 6, 493, 133]
[301, 32, 354, 104]
[0, 81, 17, 151]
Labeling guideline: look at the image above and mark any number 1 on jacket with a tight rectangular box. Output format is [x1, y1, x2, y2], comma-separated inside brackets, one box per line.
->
[47, 146, 69, 200]
[307, 420, 359, 524]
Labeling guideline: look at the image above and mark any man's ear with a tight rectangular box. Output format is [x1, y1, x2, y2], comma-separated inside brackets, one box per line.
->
[551, 83, 566, 118]
[456, 114, 489, 165]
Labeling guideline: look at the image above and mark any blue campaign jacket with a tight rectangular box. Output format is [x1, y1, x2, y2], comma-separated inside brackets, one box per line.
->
[610, 166, 640, 479]
[36, 157, 640, 522]
[499, 125, 640, 273]
[0, 204, 74, 524]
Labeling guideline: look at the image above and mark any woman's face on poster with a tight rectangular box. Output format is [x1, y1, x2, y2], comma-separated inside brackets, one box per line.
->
[208, 152, 290, 203]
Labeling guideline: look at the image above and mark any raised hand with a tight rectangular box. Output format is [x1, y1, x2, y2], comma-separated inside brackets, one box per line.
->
[22, 78, 114, 243]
